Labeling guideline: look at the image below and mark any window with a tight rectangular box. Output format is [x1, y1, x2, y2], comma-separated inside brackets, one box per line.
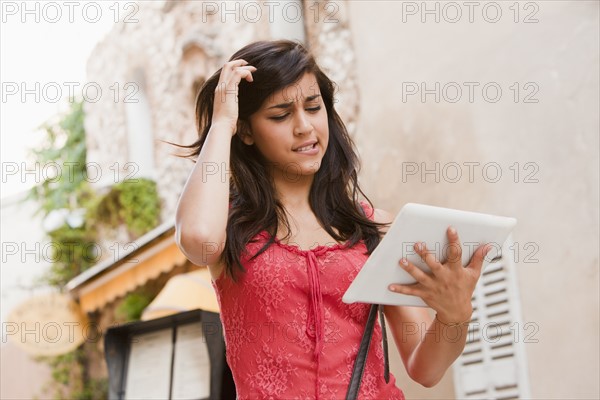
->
[268, 0, 306, 43]
[453, 235, 532, 399]
[125, 68, 155, 180]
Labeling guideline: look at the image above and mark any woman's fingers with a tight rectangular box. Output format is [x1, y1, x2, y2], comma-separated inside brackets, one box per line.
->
[211, 60, 257, 133]
[224, 65, 257, 82]
[398, 258, 432, 285]
[445, 226, 463, 269]
[221, 59, 250, 75]
[466, 243, 491, 278]
[413, 227, 464, 271]
[413, 242, 442, 274]
[392, 229, 489, 311]
[216, 64, 257, 92]
[221, 59, 255, 78]
[240, 66, 256, 82]
[388, 281, 425, 298]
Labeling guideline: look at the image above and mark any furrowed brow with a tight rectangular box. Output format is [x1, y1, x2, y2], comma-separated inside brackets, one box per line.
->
[266, 94, 322, 110]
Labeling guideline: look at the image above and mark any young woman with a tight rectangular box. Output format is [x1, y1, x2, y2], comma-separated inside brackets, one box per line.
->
[175, 39, 491, 399]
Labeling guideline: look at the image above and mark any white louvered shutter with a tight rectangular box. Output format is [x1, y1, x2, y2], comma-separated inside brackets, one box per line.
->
[453, 235, 532, 399]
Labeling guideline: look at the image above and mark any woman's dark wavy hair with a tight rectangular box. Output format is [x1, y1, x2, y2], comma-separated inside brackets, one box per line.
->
[173, 39, 388, 281]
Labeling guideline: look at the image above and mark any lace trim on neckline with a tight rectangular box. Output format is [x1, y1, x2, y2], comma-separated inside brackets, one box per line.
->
[258, 231, 350, 256]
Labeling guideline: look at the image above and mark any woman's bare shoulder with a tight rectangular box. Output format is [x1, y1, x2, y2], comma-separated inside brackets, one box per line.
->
[359, 201, 395, 222]
[372, 208, 395, 224]
[372, 207, 396, 234]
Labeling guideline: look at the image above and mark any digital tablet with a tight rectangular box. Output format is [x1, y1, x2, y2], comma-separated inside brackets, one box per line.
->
[342, 203, 517, 307]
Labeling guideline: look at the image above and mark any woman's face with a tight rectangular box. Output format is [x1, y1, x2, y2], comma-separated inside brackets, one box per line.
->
[243, 72, 329, 180]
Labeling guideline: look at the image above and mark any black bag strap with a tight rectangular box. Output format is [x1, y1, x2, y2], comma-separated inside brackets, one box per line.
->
[379, 305, 390, 383]
[345, 304, 389, 400]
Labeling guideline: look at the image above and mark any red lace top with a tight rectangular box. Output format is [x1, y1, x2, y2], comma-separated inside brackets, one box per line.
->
[212, 202, 405, 399]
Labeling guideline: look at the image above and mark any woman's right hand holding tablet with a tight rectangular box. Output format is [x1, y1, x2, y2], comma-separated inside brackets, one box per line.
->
[211, 59, 257, 136]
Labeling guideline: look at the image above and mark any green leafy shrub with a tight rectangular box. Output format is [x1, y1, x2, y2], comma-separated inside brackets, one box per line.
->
[96, 178, 161, 237]
[116, 291, 153, 322]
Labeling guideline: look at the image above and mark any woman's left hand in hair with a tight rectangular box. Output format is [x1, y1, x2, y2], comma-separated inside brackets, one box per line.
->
[388, 227, 492, 323]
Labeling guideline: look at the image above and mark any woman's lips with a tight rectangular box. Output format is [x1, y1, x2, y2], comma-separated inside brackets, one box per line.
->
[293, 142, 318, 155]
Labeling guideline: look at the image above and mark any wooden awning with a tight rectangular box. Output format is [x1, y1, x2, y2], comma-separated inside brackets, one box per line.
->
[66, 220, 189, 313]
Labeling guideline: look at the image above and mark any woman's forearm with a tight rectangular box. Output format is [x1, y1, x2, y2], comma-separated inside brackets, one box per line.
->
[384, 303, 471, 388]
[405, 316, 470, 387]
[175, 123, 232, 264]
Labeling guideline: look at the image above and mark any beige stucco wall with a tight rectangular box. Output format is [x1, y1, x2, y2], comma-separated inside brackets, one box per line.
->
[347, 1, 599, 399]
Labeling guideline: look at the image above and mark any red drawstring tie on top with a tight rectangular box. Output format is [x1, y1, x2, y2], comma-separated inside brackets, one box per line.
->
[306, 251, 325, 359]
[305, 249, 326, 400]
